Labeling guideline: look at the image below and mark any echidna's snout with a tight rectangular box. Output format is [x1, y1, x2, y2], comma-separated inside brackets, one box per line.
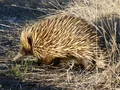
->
[13, 53, 23, 61]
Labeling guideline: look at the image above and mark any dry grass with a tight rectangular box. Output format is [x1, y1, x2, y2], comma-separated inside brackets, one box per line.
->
[61, 0, 120, 89]
[0, 0, 120, 90]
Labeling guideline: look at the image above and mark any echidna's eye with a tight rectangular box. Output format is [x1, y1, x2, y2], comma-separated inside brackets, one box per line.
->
[20, 46, 26, 55]
[20, 44, 33, 55]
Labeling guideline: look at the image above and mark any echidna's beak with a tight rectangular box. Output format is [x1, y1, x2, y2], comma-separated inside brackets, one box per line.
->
[13, 53, 23, 61]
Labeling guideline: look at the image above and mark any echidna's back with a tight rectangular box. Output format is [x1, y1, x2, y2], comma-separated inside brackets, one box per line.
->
[32, 15, 97, 48]
[20, 14, 101, 66]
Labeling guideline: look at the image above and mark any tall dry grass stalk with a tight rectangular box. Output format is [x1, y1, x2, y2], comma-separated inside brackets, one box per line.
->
[64, 0, 120, 21]
[60, 0, 120, 89]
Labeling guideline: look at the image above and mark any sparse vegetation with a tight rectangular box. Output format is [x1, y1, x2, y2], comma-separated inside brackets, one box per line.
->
[8, 65, 21, 77]
[0, 0, 120, 90]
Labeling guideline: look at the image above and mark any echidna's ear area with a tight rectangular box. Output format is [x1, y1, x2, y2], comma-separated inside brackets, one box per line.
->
[27, 36, 32, 48]
[20, 30, 32, 51]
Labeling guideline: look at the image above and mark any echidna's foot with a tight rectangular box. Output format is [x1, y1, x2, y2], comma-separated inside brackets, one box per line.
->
[36, 58, 42, 66]
[52, 57, 61, 66]
[36, 57, 61, 66]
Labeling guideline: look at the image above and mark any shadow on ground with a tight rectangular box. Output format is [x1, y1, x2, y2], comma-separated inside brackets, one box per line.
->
[0, 76, 63, 90]
[0, 0, 69, 30]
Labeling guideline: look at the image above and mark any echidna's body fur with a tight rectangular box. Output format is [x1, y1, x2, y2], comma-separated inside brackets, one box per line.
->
[14, 14, 103, 68]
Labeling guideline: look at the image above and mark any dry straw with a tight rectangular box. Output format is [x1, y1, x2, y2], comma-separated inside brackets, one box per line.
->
[61, 0, 120, 89]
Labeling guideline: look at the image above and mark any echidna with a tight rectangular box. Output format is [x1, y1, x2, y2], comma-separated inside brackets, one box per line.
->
[13, 14, 103, 68]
